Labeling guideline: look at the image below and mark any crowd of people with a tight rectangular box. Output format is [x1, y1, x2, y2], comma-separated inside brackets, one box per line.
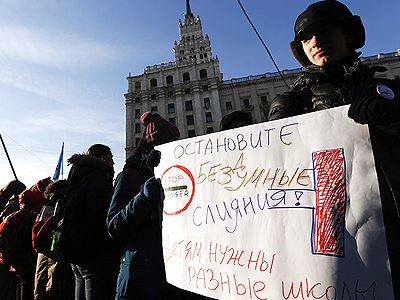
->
[0, 1, 399, 299]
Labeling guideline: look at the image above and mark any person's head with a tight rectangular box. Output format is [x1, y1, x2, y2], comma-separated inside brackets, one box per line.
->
[44, 179, 69, 201]
[86, 144, 114, 169]
[0, 180, 26, 199]
[219, 111, 253, 131]
[290, 0, 365, 67]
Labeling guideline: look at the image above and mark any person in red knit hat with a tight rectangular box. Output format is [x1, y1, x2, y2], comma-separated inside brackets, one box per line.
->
[107, 112, 204, 299]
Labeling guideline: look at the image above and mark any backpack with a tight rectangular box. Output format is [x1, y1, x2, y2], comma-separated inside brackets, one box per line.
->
[0, 209, 37, 274]
[49, 182, 91, 264]
[31, 205, 56, 258]
[0, 196, 20, 222]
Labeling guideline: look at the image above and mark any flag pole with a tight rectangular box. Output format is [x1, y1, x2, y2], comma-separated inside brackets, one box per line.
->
[0, 133, 18, 181]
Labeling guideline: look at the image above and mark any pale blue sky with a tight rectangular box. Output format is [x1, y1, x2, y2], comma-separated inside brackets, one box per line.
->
[0, 0, 399, 187]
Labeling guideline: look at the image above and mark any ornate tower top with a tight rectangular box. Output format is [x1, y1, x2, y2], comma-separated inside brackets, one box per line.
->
[186, 0, 193, 18]
[174, 0, 214, 65]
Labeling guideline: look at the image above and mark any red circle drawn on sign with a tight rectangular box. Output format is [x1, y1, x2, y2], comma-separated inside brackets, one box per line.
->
[162, 165, 195, 216]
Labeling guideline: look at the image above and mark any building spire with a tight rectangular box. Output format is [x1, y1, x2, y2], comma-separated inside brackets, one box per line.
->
[186, 0, 193, 17]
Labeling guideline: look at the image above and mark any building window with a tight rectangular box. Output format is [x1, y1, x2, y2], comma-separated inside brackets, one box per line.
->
[135, 123, 141, 133]
[260, 96, 268, 105]
[185, 88, 191, 94]
[135, 97, 141, 103]
[167, 90, 174, 97]
[134, 81, 141, 92]
[206, 112, 213, 123]
[206, 127, 214, 134]
[226, 101, 232, 110]
[168, 103, 175, 114]
[204, 98, 210, 109]
[150, 78, 157, 88]
[185, 100, 193, 111]
[135, 109, 140, 119]
[166, 75, 173, 85]
[243, 99, 250, 108]
[180, 50, 184, 55]
[151, 106, 158, 113]
[200, 53, 204, 59]
[200, 69, 208, 79]
[200, 46, 205, 51]
[183, 72, 190, 82]
[169, 117, 176, 125]
[188, 129, 196, 137]
[190, 48, 194, 53]
[151, 94, 157, 100]
[204, 53, 208, 58]
[186, 115, 194, 125]
[135, 137, 141, 147]
[202, 85, 208, 91]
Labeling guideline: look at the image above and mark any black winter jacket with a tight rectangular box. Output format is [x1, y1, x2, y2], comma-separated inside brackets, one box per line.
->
[66, 154, 115, 263]
[268, 54, 400, 298]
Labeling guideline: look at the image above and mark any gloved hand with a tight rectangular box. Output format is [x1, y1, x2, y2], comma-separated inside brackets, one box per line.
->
[145, 150, 161, 169]
[348, 95, 398, 125]
[143, 176, 162, 199]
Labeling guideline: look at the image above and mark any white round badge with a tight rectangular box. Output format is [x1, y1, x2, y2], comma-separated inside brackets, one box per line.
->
[376, 85, 395, 100]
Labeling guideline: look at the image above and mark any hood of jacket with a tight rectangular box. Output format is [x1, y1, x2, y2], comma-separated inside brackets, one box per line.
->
[67, 154, 114, 184]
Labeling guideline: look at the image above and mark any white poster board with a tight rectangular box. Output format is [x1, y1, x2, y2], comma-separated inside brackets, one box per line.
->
[155, 106, 394, 300]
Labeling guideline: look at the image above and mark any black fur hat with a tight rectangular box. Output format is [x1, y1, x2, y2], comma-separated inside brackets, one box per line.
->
[290, 0, 365, 67]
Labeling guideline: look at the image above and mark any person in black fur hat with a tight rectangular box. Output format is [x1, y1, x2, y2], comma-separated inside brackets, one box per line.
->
[268, 1, 400, 298]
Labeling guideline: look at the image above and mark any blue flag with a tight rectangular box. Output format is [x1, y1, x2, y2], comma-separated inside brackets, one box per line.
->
[52, 142, 64, 181]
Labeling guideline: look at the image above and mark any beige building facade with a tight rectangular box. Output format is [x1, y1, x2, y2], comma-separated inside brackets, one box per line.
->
[124, 1, 400, 157]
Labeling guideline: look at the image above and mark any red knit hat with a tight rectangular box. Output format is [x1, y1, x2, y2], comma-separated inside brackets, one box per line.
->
[19, 177, 52, 210]
[139, 112, 180, 146]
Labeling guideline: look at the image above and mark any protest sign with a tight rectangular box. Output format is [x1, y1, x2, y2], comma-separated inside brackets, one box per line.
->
[155, 105, 394, 299]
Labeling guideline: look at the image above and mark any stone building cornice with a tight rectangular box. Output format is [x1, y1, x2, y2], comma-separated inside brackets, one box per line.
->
[220, 50, 400, 89]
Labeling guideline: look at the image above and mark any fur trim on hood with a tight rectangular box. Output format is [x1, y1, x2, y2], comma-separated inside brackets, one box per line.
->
[67, 154, 109, 171]
[67, 154, 113, 184]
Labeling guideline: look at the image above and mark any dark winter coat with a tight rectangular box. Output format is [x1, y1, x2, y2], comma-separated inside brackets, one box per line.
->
[66, 154, 116, 262]
[107, 154, 166, 299]
[268, 53, 400, 297]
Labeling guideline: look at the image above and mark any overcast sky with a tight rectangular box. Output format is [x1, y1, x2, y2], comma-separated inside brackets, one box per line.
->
[0, 0, 399, 188]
